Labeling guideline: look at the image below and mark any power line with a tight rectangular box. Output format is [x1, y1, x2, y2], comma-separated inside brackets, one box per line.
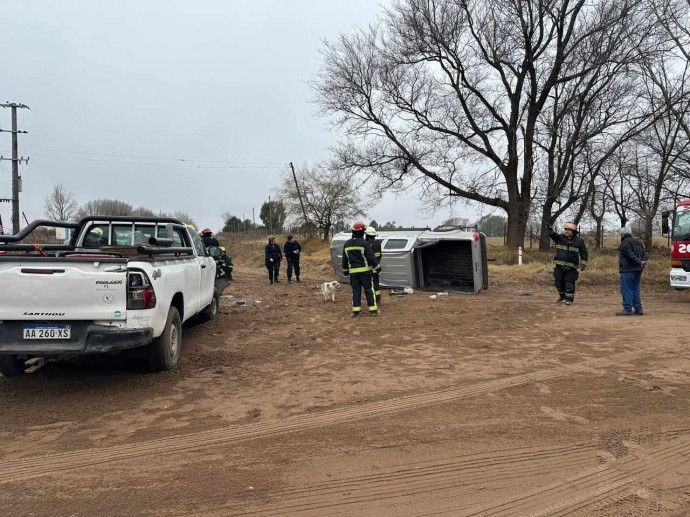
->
[0, 145, 285, 167]
[23, 153, 284, 170]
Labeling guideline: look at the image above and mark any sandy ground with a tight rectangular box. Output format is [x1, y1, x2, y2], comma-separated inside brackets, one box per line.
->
[1, 265, 690, 516]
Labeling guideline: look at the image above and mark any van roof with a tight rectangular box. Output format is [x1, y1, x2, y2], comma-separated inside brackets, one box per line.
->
[331, 228, 480, 242]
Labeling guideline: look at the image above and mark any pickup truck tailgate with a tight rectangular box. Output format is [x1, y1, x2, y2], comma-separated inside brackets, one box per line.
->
[0, 259, 128, 321]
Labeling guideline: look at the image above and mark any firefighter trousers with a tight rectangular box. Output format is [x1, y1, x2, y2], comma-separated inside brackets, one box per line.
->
[372, 272, 381, 303]
[350, 272, 377, 314]
[554, 266, 579, 302]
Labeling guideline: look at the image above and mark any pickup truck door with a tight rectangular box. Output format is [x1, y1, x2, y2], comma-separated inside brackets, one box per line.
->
[189, 231, 215, 311]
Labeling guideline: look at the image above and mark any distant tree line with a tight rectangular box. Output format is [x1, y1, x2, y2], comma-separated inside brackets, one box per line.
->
[44, 184, 197, 228]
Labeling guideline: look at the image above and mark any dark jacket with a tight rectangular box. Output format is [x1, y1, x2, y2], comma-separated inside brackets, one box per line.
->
[550, 232, 589, 269]
[264, 243, 282, 266]
[284, 240, 301, 259]
[619, 235, 648, 273]
[342, 235, 379, 275]
[202, 235, 220, 248]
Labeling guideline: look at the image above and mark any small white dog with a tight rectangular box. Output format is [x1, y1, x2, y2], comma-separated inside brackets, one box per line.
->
[320, 281, 341, 302]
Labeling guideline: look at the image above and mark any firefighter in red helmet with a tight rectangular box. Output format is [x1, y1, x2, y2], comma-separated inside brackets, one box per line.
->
[341, 221, 379, 317]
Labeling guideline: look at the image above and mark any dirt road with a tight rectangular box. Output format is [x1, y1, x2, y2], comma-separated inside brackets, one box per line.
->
[2, 267, 690, 516]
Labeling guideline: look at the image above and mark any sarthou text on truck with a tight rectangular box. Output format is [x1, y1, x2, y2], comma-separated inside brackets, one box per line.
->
[0, 216, 221, 377]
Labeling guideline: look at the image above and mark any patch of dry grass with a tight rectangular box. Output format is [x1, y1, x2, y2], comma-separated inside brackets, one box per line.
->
[217, 233, 335, 278]
[219, 232, 673, 290]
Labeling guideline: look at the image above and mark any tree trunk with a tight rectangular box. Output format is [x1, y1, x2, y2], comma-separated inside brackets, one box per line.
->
[322, 223, 332, 241]
[539, 199, 556, 251]
[505, 201, 529, 250]
[643, 215, 654, 251]
[594, 217, 604, 250]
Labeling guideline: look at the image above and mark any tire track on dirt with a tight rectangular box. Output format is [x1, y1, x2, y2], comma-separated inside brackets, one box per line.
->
[419, 431, 690, 516]
[0, 350, 645, 484]
[211, 443, 598, 516]
[192, 428, 689, 517]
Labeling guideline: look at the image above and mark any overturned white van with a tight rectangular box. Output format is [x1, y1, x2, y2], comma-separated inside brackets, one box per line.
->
[330, 227, 489, 294]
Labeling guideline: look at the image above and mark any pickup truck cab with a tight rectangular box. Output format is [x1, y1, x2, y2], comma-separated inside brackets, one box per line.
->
[0, 216, 219, 376]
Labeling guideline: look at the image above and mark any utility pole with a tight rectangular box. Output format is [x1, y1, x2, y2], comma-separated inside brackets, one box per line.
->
[268, 195, 273, 235]
[289, 162, 310, 235]
[0, 102, 30, 234]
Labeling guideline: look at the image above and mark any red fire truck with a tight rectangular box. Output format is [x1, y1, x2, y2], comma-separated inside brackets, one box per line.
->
[663, 199, 690, 289]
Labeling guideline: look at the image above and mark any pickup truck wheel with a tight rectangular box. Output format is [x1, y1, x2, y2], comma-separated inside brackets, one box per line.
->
[0, 355, 25, 377]
[148, 307, 182, 372]
[198, 293, 219, 323]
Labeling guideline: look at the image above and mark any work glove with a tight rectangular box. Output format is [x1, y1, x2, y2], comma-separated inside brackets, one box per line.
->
[269, 258, 274, 262]
[641, 260, 649, 269]
[580, 265, 587, 272]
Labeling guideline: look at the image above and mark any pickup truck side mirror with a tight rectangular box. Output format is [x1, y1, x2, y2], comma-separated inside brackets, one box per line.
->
[208, 246, 221, 258]
[662, 211, 670, 237]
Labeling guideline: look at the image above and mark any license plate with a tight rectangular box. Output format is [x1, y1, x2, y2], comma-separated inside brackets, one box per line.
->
[23, 325, 71, 340]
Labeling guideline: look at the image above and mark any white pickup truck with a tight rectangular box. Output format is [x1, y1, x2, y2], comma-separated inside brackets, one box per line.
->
[0, 216, 220, 376]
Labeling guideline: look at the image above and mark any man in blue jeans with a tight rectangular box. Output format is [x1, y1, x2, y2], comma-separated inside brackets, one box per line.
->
[617, 227, 648, 316]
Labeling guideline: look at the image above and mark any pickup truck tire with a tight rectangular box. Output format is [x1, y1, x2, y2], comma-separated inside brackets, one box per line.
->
[198, 293, 219, 323]
[148, 307, 182, 372]
[0, 355, 25, 377]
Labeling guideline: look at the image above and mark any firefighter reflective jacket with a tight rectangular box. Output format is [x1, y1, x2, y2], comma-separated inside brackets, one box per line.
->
[550, 232, 589, 268]
[365, 237, 382, 272]
[342, 236, 379, 275]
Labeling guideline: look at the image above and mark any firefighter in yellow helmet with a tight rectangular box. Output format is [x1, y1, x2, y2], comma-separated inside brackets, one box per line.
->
[342, 221, 379, 317]
[548, 222, 589, 305]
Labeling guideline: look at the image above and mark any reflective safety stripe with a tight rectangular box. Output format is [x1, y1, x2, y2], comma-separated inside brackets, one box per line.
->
[350, 266, 372, 274]
[555, 244, 581, 253]
[580, 260, 588, 265]
[554, 260, 578, 268]
[352, 306, 361, 312]
[368, 306, 377, 311]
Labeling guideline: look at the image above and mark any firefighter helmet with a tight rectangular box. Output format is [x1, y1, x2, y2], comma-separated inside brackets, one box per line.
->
[351, 221, 366, 232]
[201, 228, 212, 235]
[364, 227, 377, 237]
[563, 223, 577, 231]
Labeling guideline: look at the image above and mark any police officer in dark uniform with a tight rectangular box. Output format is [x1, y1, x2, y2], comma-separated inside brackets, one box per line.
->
[265, 236, 283, 284]
[342, 221, 379, 317]
[364, 226, 382, 303]
[283, 234, 302, 283]
[548, 222, 588, 305]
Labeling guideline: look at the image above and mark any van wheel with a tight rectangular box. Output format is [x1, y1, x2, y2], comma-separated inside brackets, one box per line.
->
[0, 355, 25, 377]
[198, 293, 219, 323]
[148, 307, 182, 372]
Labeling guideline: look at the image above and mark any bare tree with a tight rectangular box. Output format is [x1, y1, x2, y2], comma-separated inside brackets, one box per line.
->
[278, 163, 367, 240]
[44, 184, 78, 221]
[316, 0, 656, 248]
[76, 198, 133, 219]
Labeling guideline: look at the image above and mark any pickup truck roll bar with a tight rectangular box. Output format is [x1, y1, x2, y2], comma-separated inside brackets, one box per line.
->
[136, 246, 195, 257]
[0, 220, 79, 243]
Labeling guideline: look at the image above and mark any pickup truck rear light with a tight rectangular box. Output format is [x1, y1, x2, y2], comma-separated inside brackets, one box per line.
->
[127, 271, 157, 310]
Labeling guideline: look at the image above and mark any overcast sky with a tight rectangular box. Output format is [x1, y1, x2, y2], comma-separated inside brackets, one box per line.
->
[0, 0, 479, 232]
